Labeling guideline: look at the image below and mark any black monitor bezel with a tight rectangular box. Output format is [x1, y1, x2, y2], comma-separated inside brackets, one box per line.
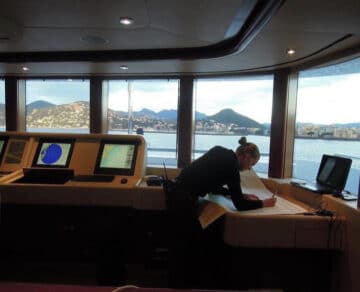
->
[316, 154, 352, 191]
[32, 138, 75, 168]
[94, 139, 139, 176]
[0, 136, 9, 164]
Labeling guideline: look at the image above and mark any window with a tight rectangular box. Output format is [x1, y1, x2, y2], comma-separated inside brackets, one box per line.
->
[25, 79, 90, 133]
[294, 58, 360, 194]
[193, 76, 274, 174]
[0, 79, 5, 131]
[107, 80, 179, 167]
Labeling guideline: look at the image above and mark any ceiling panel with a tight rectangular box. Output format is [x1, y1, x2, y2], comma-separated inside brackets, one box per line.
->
[0, 0, 359, 75]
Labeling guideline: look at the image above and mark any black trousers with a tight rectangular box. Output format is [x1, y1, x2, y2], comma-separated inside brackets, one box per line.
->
[164, 181, 225, 288]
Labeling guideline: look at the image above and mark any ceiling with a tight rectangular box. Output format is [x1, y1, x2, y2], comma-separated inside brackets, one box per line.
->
[0, 0, 359, 76]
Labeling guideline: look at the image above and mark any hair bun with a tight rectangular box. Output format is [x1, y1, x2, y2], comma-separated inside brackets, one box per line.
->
[238, 136, 247, 146]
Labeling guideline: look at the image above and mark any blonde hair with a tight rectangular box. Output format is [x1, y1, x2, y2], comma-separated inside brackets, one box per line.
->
[235, 136, 260, 160]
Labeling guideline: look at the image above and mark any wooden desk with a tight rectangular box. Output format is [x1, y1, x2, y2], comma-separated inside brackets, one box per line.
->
[0, 182, 343, 291]
[223, 212, 344, 249]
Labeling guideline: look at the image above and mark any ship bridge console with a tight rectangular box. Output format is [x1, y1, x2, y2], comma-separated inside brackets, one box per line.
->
[0, 132, 358, 292]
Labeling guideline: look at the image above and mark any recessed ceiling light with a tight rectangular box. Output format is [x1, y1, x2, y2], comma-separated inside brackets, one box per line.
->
[22, 66, 30, 71]
[119, 65, 129, 70]
[286, 48, 296, 55]
[119, 17, 134, 26]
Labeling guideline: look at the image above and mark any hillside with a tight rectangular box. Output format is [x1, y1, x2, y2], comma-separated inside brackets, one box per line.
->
[0, 101, 358, 139]
[27, 100, 56, 114]
[207, 108, 263, 128]
[21, 101, 264, 133]
[27, 101, 90, 128]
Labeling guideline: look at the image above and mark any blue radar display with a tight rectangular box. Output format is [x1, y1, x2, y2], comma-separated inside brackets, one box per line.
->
[40, 143, 62, 164]
[33, 140, 74, 168]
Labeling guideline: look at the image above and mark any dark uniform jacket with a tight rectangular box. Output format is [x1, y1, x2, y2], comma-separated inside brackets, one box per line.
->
[175, 146, 263, 211]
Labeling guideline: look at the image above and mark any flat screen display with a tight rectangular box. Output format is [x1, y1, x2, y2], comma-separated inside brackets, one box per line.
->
[32, 138, 75, 168]
[94, 140, 138, 175]
[0, 137, 8, 163]
[317, 154, 352, 191]
[4, 140, 25, 164]
[317, 157, 336, 183]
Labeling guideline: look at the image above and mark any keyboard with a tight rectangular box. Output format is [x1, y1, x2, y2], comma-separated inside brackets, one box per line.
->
[72, 175, 114, 182]
[15, 176, 71, 184]
[14, 168, 74, 184]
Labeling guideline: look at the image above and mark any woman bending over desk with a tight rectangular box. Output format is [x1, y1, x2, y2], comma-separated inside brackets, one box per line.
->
[166, 137, 277, 287]
[168, 136, 276, 211]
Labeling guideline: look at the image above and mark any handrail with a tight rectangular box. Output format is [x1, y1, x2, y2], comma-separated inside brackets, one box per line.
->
[147, 147, 269, 157]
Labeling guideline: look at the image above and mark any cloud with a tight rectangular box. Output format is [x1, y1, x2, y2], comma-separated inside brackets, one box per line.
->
[26, 80, 90, 104]
[195, 78, 273, 123]
[297, 74, 360, 124]
[108, 82, 178, 112]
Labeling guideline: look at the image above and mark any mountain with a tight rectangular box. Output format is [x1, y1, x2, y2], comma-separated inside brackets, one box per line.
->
[109, 107, 206, 121]
[207, 108, 262, 128]
[152, 110, 207, 121]
[195, 112, 207, 120]
[27, 100, 56, 114]
[110, 109, 127, 118]
[27, 101, 89, 128]
[157, 109, 177, 120]
[24, 101, 264, 131]
[296, 122, 360, 128]
[4, 99, 358, 137]
[134, 108, 157, 118]
[335, 122, 360, 128]
[262, 123, 271, 129]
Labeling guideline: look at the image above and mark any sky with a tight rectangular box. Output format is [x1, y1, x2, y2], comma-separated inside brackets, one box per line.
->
[0, 64, 359, 125]
[297, 73, 360, 124]
[107, 80, 179, 113]
[194, 78, 273, 123]
[25, 80, 90, 105]
[106, 77, 274, 123]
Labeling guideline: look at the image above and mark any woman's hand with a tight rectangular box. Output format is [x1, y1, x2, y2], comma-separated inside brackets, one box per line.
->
[244, 194, 260, 200]
[262, 197, 277, 207]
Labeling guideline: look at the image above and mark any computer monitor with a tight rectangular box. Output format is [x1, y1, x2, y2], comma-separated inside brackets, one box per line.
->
[94, 140, 139, 176]
[317, 154, 352, 192]
[0, 136, 8, 163]
[32, 138, 75, 168]
[4, 140, 26, 164]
